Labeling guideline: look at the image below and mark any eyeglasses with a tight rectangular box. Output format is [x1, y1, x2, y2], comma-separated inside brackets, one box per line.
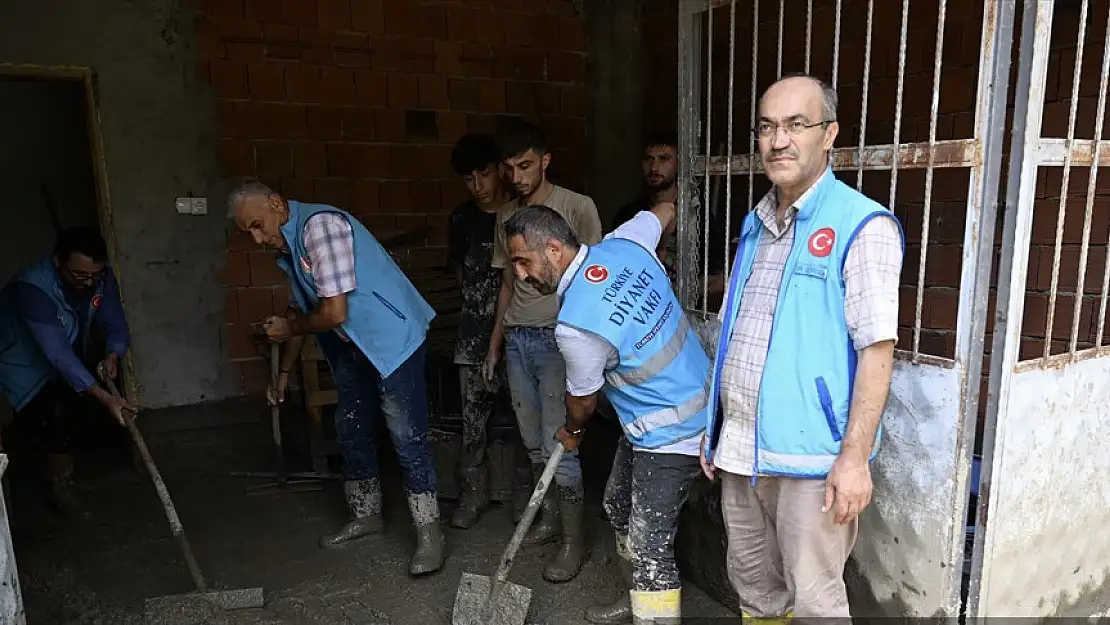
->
[63, 265, 104, 284]
[752, 120, 833, 138]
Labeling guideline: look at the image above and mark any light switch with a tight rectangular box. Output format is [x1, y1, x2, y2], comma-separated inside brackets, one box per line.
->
[191, 197, 208, 215]
[175, 198, 191, 214]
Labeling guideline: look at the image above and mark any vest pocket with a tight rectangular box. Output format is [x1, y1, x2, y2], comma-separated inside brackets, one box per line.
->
[814, 376, 843, 442]
[372, 291, 406, 321]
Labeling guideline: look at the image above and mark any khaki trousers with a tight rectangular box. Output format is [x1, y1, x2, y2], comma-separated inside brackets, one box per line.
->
[720, 471, 858, 620]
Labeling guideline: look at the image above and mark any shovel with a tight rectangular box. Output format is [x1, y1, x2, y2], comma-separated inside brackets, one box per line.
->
[451, 442, 566, 625]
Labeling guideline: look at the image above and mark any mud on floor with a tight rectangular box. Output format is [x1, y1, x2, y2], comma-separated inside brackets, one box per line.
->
[6, 400, 737, 624]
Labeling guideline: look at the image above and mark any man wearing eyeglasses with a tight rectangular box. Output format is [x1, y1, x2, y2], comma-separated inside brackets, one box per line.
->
[0, 226, 136, 519]
[700, 74, 904, 622]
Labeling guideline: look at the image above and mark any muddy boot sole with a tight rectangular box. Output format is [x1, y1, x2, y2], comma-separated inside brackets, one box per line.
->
[410, 522, 445, 576]
[585, 597, 632, 624]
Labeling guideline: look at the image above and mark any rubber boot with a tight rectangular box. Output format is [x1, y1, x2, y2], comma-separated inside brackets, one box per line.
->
[450, 467, 489, 529]
[45, 453, 89, 519]
[319, 478, 383, 549]
[510, 464, 533, 523]
[741, 611, 794, 625]
[522, 463, 561, 546]
[630, 588, 681, 625]
[543, 492, 588, 583]
[586, 532, 633, 623]
[408, 492, 445, 576]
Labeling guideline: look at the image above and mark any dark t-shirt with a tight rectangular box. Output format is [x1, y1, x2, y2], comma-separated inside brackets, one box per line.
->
[447, 200, 502, 365]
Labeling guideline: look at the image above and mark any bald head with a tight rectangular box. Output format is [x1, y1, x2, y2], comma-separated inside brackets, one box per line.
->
[756, 73, 839, 199]
[227, 178, 290, 251]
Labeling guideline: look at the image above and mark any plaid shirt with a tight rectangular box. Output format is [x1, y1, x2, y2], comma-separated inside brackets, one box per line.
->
[713, 171, 903, 476]
[300, 213, 357, 340]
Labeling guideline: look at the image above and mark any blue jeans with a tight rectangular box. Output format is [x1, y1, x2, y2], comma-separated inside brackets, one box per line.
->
[504, 326, 582, 491]
[320, 333, 437, 496]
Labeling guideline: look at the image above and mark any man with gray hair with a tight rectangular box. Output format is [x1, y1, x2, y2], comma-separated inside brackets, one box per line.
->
[504, 201, 709, 624]
[701, 74, 904, 622]
[227, 179, 444, 576]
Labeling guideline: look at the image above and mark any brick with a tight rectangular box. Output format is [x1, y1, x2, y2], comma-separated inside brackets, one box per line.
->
[301, 42, 335, 65]
[466, 113, 496, 133]
[281, 0, 317, 26]
[458, 43, 494, 78]
[387, 72, 419, 109]
[417, 75, 449, 110]
[336, 52, 371, 68]
[217, 138, 255, 174]
[327, 143, 361, 177]
[394, 215, 426, 233]
[449, 78, 478, 110]
[355, 69, 387, 107]
[226, 42, 266, 62]
[474, 8, 505, 47]
[318, 0, 351, 30]
[938, 66, 976, 115]
[237, 358, 270, 394]
[536, 83, 562, 115]
[547, 51, 586, 83]
[238, 286, 277, 322]
[477, 80, 506, 113]
[209, 59, 249, 98]
[371, 37, 436, 74]
[293, 141, 328, 177]
[236, 102, 307, 138]
[422, 145, 453, 179]
[380, 181, 412, 212]
[219, 251, 252, 286]
[390, 145, 424, 178]
[249, 251, 286, 286]
[273, 285, 292, 312]
[435, 41, 463, 76]
[359, 145, 391, 177]
[559, 17, 585, 50]
[263, 22, 299, 43]
[207, 0, 244, 20]
[357, 213, 395, 233]
[505, 82, 535, 115]
[437, 111, 467, 143]
[441, 182, 469, 212]
[207, 16, 263, 40]
[383, 3, 445, 40]
[446, 6, 476, 42]
[194, 24, 226, 59]
[246, 0, 283, 21]
[504, 12, 549, 49]
[284, 65, 321, 103]
[265, 41, 302, 62]
[352, 0, 384, 33]
[225, 323, 263, 359]
[282, 177, 316, 200]
[923, 287, 959, 331]
[319, 67, 356, 105]
[247, 62, 285, 100]
[335, 31, 370, 51]
[352, 180, 381, 213]
[373, 109, 408, 142]
[410, 180, 442, 213]
[315, 178, 354, 208]
[494, 49, 547, 82]
[224, 289, 239, 324]
[306, 105, 343, 139]
[341, 108, 375, 141]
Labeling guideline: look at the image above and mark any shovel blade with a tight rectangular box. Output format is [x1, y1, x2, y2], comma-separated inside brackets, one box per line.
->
[452, 572, 531, 625]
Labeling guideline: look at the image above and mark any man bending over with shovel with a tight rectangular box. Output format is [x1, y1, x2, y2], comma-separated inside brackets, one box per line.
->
[504, 202, 709, 624]
[228, 178, 444, 576]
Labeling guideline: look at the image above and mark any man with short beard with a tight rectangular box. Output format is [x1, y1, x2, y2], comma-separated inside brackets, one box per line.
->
[484, 120, 602, 583]
[503, 202, 710, 624]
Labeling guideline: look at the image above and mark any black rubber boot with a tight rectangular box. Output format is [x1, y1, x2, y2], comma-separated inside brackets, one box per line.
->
[319, 478, 383, 549]
[543, 494, 588, 583]
[408, 492, 445, 575]
[450, 468, 489, 529]
[586, 534, 633, 623]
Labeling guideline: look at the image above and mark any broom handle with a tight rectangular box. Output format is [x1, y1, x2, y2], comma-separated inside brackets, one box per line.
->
[492, 442, 565, 587]
[107, 379, 208, 592]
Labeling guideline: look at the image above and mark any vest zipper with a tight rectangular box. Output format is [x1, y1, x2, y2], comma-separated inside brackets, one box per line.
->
[372, 291, 406, 321]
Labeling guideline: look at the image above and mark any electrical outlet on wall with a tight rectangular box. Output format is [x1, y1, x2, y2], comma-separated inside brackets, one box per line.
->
[191, 197, 208, 215]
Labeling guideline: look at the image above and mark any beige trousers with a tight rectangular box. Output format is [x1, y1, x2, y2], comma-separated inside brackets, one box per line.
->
[719, 471, 858, 620]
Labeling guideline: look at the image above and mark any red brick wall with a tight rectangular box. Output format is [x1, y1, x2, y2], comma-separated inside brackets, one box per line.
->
[194, 0, 588, 393]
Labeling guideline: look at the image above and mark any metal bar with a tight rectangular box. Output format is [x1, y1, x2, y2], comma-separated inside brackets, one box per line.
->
[856, 0, 875, 192]
[914, 0, 949, 359]
[951, 0, 1017, 614]
[745, 0, 759, 279]
[676, 0, 704, 310]
[970, 1, 1054, 617]
[1037, 139, 1110, 166]
[777, 0, 785, 78]
[701, 0, 714, 314]
[1070, 0, 1102, 354]
[724, 0, 737, 282]
[1094, 11, 1110, 346]
[889, 0, 910, 210]
[1047, 0, 1090, 358]
[805, 0, 813, 74]
[833, 0, 842, 88]
[695, 138, 979, 174]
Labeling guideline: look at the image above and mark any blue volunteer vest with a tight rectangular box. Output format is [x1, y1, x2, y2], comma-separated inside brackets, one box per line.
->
[559, 237, 710, 450]
[705, 170, 904, 478]
[0, 257, 104, 411]
[277, 201, 435, 379]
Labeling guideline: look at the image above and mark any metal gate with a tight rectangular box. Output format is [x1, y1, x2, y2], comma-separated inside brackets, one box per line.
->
[972, 0, 1110, 617]
[675, 0, 1015, 616]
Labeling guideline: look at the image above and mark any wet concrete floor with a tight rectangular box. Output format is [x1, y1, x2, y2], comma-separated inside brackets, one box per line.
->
[6, 396, 738, 624]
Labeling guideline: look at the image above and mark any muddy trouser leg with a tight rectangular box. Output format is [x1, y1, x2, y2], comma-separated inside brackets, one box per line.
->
[451, 364, 495, 528]
[377, 340, 444, 575]
[586, 437, 634, 623]
[320, 340, 385, 548]
[627, 448, 700, 623]
[718, 472, 791, 619]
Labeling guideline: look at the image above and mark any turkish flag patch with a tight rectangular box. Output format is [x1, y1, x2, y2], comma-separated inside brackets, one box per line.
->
[808, 228, 836, 258]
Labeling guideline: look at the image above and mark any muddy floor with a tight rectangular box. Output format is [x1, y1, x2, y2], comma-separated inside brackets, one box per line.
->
[5, 397, 738, 624]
